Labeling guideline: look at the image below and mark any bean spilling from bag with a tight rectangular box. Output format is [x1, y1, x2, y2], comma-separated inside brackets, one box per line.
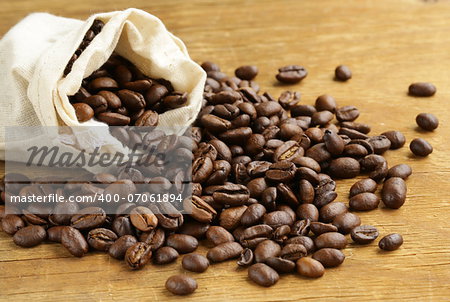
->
[2, 60, 442, 296]
[66, 20, 188, 125]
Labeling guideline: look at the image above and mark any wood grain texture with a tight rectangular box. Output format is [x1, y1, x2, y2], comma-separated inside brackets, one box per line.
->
[1, 0, 450, 301]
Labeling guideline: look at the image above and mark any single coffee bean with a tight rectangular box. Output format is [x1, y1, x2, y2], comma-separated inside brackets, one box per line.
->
[97, 90, 121, 108]
[47, 226, 68, 242]
[312, 248, 345, 267]
[416, 113, 438, 131]
[298, 179, 315, 204]
[219, 205, 248, 230]
[265, 257, 296, 273]
[386, 164, 412, 179]
[89, 77, 119, 91]
[311, 110, 334, 126]
[336, 106, 359, 122]
[263, 211, 294, 229]
[319, 202, 348, 223]
[129, 206, 158, 232]
[296, 204, 319, 222]
[235, 65, 258, 80]
[165, 275, 198, 295]
[70, 207, 106, 230]
[349, 192, 380, 211]
[248, 263, 280, 287]
[108, 235, 138, 260]
[212, 184, 250, 206]
[237, 248, 254, 267]
[332, 212, 361, 234]
[179, 221, 210, 239]
[279, 243, 307, 261]
[379, 233, 403, 251]
[87, 228, 117, 251]
[381, 177, 407, 209]
[368, 135, 391, 154]
[310, 222, 338, 236]
[201, 61, 220, 72]
[335, 65, 352, 81]
[166, 234, 199, 254]
[341, 121, 371, 134]
[139, 228, 166, 251]
[314, 232, 347, 250]
[134, 110, 159, 126]
[61, 226, 89, 257]
[206, 226, 235, 246]
[276, 65, 307, 84]
[182, 253, 210, 273]
[315, 94, 337, 112]
[240, 204, 266, 226]
[410, 138, 433, 156]
[254, 239, 282, 263]
[381, 130, 406, 149]
[339, 127, 369, 140]
[328, 157, 360, 179]
[97, 112, 130, 125]
[163, 92, 188, 109]
[350, 178, 377, 197]
[125, 242, 152, 270]
[12, 225, 47, 247]
[351, 225, 379, 244]
[207, 242, 243, 262]
[83, 95, 107, 112]
[72, 103, 94, 122]
[324, 129, 344, 155]
[408, 82, 436, 97]
[1, 214, 25, 235]
[296, 257, 325, 278]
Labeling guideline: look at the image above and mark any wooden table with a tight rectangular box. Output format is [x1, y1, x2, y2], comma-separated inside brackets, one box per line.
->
[1, 0, 450, 301]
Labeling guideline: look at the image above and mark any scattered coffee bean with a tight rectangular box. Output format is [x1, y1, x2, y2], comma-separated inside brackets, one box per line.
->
[166, 234, 199, 254]
[349, 193, 380, 211]
[335, 65, 352, 81]
[351, 225, 379, 244]
[416, 113, 439, 131]
[248, 263, 280, 287]
[379, 233, 403, 251]
[381, 177, 407, 209]
[165, 275, 198, 295]
[409, 138, 433, 156]
[125, 242, 152, 270]
[61, 226, 89, 257]
[312, 248, 345, 267]
[296, 257, 325, 278]
[235, 65, 258, 81]
[207, 242, 243, 263]
[12, 225, 47, 247]
[108, 235, 138, 260]
[276, 65, 308, 84]
[408, 82, 436, 97]
[349, 178, 377, 197]
[182, 253, 210, 273]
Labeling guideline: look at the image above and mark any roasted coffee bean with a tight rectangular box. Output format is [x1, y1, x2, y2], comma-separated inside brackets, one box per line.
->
[1, 214, 25, 235]
[368, 135, 391, 154]
[296, 204, 319, 222]
[111, 216, 134, 237]
[416, 113, 439, 131]
[73, 103, 94, 122]
[349, 192, 380, 211]
[97, 112, 130, 125]
[335, 65, 352, 81]
[239, 224, 273, 244]
[290, 219, 311, 236]
[246, 177, 268, 199]
[235, 65, 258, 80]
[108, 235, 138, 260]
[336, 106, 359, 122]
[237, 248, 254, 267]
[264, 257, 295, 273]
[165, 275, 197, 295]
[213, 104, 240, 120]
[381, 130, 406, 149]
[152, 246, 179, 265]
[311, 110, 334, 126]
[266, 161, 296, 183]
[255, 101, 282, 117]
[319, 202, 348, 223]
[166, 234, 198, 254]
[386, 164, 412, 179]
[240, 204, 266, 226]
[408, 82, 436, 97]
[379, 233, 403, 251]
[296, 257, 325, 278]
[339, 127, 369, 140]
[341, 121, 371, 134]
[248, 263, 280, 287]
[207, 242, 243, 262]
[410, 138, 433, 156]
[360, 154, 386, 171]
[125, 242, 152, 270]
[212, 184, 250, 206]
[381, 177, 407, 209]
[163, 92, 188, 109]
[219, 205, 247, 230]
[12, 225, 46, 248]
[305, 143, 331, 163]
[140, 228, 166, 251]
[245, 134, 266, 155]
[296, 167, 320, 186]
[351, 225, 379, 244]
[47, 226, 67, 242]
[314, 232, 347, 250]
[323, 130, 344, 155]
[279, 244, 307, 261]
[310, 222, 338, 236]
[182, 253, 210, 273]
[61, 226, 89, 257]
[276, 65, 307, 84]
[179, 221, 210, 239]
[254, 240, 281, 263]
[350, 178, 377, 197]
[298, 179, 315, 204]
[192, 156, 214, 183]
[304, 127, 324, 143]
[129, 206, 158, 232]
[328, 157, 360, 179]
[134, 110, 159, 126]
[210, 90, 242, 104]
[332, 212, 361, 234]
[202, 61, 220, 72]
[206, 226, 235, 246]
[312, 248, 345, 267]
[116, 89, 145, 111]
[201, 114, 232, 133]
[144, 84, 169, 106]
[278, 91, 300, 110]
[343, 143, 368, 158]
[218, 127, 253, 145]
[97, 90, 121, 108]
[83, 95, 107, 113]
[315, 94, 337, 112]
[89, 77, 119, 91]
[71, 207, 106, 230]
[184, 196, 217, 224]
[87, 228, 117, 251]
[210, 139, 232, 162]
[263, 211, 294, 228]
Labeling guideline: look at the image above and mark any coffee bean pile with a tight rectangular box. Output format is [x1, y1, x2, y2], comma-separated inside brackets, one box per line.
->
[0, 60, 440, 296]
[67, 21, 188, 125]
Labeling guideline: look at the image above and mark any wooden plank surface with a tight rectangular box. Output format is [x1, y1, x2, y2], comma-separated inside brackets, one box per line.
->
[1, 0, 450, 301]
